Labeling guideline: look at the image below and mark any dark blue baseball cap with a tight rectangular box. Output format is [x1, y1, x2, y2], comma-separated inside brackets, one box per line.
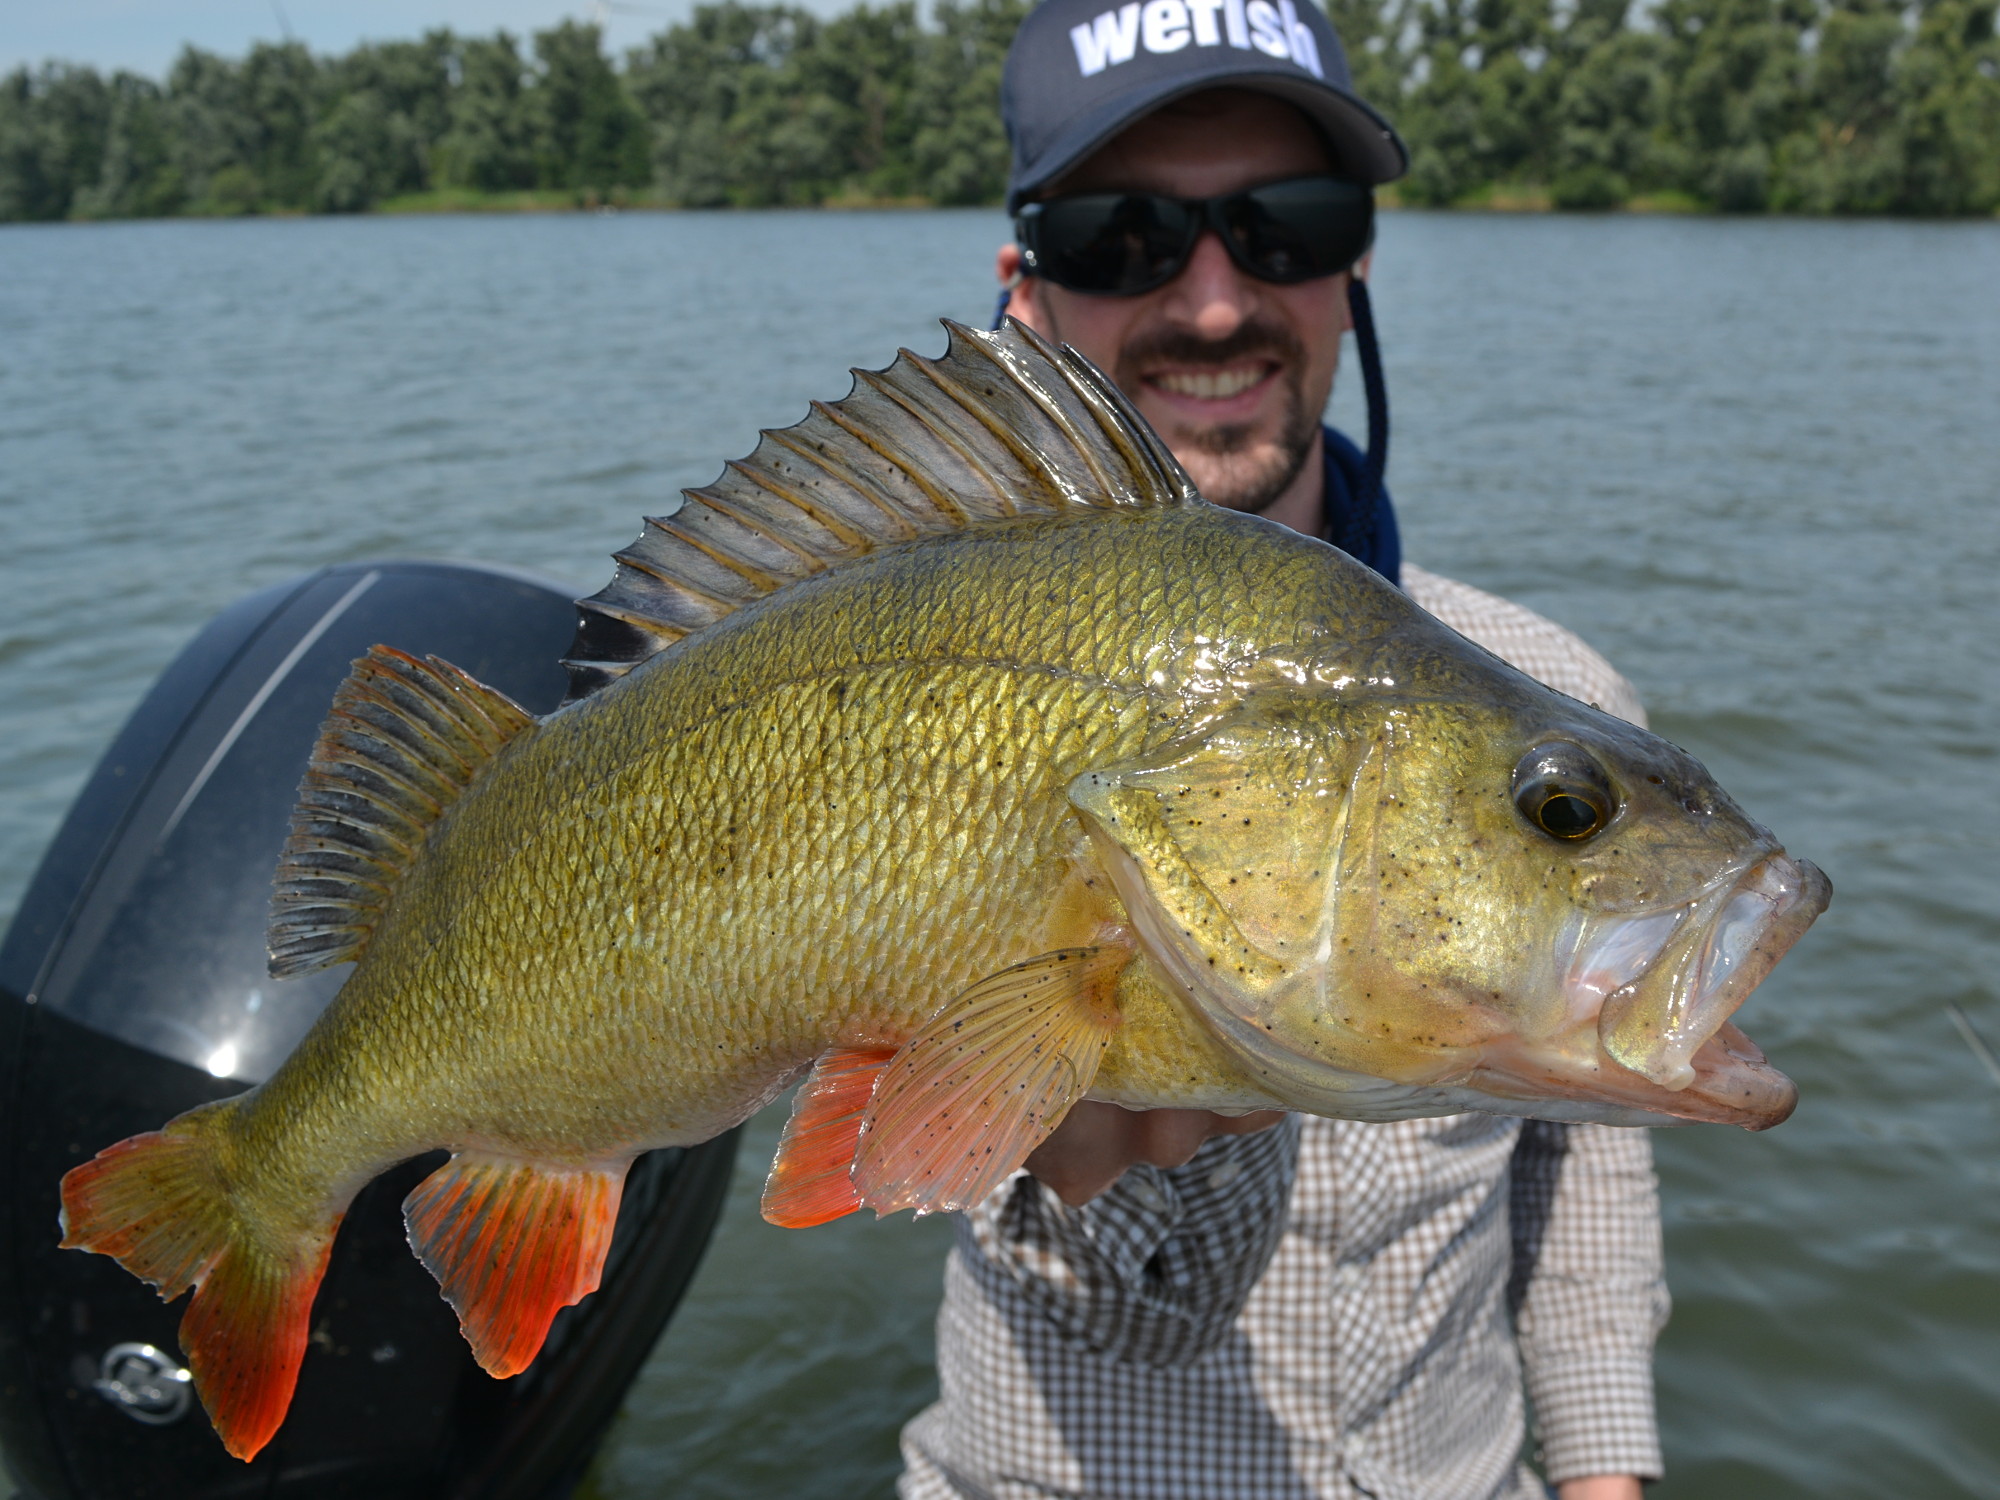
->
[1001, 0, 1407, 212]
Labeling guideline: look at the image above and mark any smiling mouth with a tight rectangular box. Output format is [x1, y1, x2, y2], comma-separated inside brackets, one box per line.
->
[1148, 365, 1273, 401]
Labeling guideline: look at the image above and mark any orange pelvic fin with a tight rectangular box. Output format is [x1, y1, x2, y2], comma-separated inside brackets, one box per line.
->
[402, 1154, 626, 1378]
[852, 938, 1131, 1218]
[59, 1102, 339, 1462]
[761, 1045, 899, 1227]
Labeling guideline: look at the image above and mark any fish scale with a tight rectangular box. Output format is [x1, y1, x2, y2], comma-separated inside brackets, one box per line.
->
[56, 320, 1825, 1463]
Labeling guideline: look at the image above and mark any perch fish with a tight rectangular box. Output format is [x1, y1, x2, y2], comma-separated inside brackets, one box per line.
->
[59, 320, 1828, 1460]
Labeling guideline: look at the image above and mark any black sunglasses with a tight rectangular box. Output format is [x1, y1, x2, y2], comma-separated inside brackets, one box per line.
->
[1014, 175, 1375, 297]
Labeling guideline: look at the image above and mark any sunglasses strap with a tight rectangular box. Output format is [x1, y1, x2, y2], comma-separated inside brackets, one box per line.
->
[1345, 274, 1389, 560]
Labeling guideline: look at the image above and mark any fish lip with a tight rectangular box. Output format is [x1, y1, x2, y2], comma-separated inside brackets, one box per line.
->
[1686, 1021, 1799, 1130]
[1575, 853, 1828, 1093]
[1465, 1019, 1799, 1130]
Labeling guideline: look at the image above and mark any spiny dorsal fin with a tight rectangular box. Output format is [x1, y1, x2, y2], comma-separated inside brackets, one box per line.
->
[560, 317, 1198, 700]
[268, 646, 536, 978]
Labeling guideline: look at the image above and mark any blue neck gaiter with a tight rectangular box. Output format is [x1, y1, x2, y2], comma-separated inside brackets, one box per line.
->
[1322, 424, 1401, 586]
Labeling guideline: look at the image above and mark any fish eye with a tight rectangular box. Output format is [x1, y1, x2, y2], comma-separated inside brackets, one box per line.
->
[1512, 743, 1615, 842]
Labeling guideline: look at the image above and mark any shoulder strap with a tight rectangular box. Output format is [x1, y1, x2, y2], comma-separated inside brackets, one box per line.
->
[560, 318, 1198, 700]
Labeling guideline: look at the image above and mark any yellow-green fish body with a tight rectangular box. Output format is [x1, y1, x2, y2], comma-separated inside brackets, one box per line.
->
[58, 322, 1827, 1463]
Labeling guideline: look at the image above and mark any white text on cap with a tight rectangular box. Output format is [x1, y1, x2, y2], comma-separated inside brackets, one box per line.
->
[1068, 0, 1324, 80]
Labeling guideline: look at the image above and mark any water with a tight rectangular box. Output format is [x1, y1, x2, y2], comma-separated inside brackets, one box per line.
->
[1, 208, 1995, 1498]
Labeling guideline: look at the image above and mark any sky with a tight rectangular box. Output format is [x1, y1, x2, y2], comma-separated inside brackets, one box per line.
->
[2, 0, 861, 76]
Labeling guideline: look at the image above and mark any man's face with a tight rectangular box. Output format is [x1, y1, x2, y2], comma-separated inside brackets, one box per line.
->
[1005, 90, 1352, 518]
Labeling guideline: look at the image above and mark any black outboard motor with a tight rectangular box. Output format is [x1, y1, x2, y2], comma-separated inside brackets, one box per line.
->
[0, 561, 738, 1500]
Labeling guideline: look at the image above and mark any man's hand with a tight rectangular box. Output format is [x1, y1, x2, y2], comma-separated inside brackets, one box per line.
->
[1024, 1100, 1287, 1207]
[1556, 1477, 1644, 1500]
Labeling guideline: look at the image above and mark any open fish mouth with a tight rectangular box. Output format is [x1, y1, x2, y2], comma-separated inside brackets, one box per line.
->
[1588, 854, 1830, 1091]
[1478, 853, 1831, 1129]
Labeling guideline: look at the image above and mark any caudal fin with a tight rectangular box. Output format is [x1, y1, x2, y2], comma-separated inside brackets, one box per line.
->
[58, 1103, 339, 1462]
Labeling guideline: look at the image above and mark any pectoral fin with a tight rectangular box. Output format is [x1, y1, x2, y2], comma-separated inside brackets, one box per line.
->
[850, 940, 1133, 1217]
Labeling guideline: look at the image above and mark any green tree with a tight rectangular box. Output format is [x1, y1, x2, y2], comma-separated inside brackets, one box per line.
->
[435, 33, 535, 190]
[530, 21, 649, 192]
[628, 4, 846, 206]
[807, 3, 923, 196]
[721, 12, 853, 204]
[1325, 0, 1412, 120]
[628, 3, 768, 205]
[1399, 0, 1562, 202]
[163, 47, 264, 211]
[73, 72, 185, 217]
[1548, 0, 1668, 206]
[238, 41, 322, 208]
[312, 34, 453, 210]
[1892, 0, 2000, 211]
[1765, 0, 1904, 207]
[0, 64, 112, 221]
[908, 0, 1029, 204]
[1656, 0, 1814, 208]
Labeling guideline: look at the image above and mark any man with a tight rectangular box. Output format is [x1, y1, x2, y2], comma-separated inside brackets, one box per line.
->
[898, 3, 1666, 1497]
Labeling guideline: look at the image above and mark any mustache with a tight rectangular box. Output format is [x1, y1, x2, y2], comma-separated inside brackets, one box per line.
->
[1115, 319, 1306, 373]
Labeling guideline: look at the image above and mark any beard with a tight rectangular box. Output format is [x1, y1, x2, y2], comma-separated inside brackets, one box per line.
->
[1111, 319, 1323, 516]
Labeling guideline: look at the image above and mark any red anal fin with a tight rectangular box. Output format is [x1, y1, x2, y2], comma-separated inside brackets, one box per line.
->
[761, 1046, 898, 1228]
[853, 938, 1132, 1219]
[402, 1154, 626, 1378]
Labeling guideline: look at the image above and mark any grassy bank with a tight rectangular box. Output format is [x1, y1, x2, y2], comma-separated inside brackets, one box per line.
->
[362, 184, 1916, 218]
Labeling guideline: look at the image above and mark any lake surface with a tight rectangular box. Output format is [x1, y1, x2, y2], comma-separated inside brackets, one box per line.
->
[1, 207, 1995, 1499]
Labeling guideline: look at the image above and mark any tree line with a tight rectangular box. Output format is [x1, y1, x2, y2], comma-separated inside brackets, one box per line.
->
[2, 0, 1995, 223]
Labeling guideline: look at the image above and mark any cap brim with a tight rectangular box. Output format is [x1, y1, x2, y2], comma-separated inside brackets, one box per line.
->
[1006, 73, 1407, 213]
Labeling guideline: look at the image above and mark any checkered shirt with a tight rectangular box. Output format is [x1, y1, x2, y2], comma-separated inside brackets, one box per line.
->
[899, 569, 1670, 1500]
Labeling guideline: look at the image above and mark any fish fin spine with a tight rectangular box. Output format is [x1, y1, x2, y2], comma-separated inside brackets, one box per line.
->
[403, 1154, 626, 1379]
[560, 319, 1199, 701]
[58, 1102, 340, 1462]
[268, 645, 537, 978]
[852, 937, 1133, 1219]
[761, 1045, 899, 1228]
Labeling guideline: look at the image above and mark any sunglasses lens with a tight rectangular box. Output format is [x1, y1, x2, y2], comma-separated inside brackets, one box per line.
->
[1220, 178, 1374, 282]
[1031, 194, 1199, 295]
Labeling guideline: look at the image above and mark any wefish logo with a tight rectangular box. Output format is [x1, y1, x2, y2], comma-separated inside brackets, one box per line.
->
[1069, 0, 1324, 79]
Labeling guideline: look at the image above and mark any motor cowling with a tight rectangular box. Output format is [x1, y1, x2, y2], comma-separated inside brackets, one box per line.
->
[0, 561, 736, 1500]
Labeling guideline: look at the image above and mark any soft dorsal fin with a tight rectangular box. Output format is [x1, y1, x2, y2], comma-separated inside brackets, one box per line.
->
[268, 645, 536, 978]
[560, 317, 1198, 700]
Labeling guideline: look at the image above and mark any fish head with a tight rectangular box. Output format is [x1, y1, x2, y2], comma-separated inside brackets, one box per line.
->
[1070, 682, 1829, 1130]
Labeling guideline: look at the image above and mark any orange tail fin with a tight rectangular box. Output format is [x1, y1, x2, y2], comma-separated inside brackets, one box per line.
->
[402, 1154, 626, 1379]
[58, 1102, 340, 1462]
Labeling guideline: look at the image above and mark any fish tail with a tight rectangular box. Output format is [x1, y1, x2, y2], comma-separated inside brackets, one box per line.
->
[59, 1101, 340, 1462]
